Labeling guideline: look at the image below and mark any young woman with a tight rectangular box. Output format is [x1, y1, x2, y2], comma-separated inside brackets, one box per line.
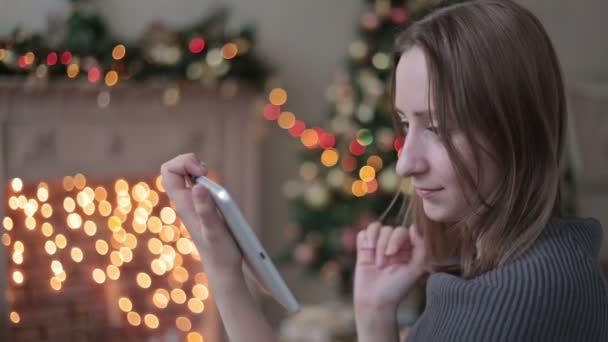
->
[161, 1, 608, 341]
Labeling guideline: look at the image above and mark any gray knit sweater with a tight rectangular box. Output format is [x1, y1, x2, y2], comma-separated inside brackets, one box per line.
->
[406, 216, 608, 341]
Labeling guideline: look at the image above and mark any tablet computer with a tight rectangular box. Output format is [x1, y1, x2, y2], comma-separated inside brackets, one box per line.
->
[192, 176, 300, 313]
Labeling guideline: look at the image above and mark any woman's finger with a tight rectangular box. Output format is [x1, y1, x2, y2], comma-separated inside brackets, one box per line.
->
[356, 230, 374, 265]
[386, 226, 410, 255]
[160, 153, 207, 195]
[191, 184, 224, 242]
[375, 226, 393, 266]
[365, 221, 382, 249]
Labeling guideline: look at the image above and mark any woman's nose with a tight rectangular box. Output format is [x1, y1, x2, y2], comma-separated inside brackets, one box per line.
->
[395, 135, 428, 178]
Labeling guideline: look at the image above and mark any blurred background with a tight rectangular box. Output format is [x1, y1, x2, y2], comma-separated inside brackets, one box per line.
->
[0, 0, 606, 341]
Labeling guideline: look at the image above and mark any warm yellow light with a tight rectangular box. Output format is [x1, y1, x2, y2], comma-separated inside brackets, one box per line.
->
[112, 44, 127, 60]
[278, 111, 296, 129]
[114, 228, 127, 243]
[132, 183, 148, 202]
[127, 312, 141, 326]
[51, 260, 63, 275]
[153, 289, 170, 309]
[67, 63, 79, 78]
[3, 217, 14, 231]
[95, 240, 109, 255]
[72, 173, 86, 189]
[187, 298, 205, 313]
[187, 332, 204, 342]
[98, 201, 112, 217]
[12, 270, 24, 284]
[133, 220, 147, 234]
[45, 241, 57, 255]
[155, 176, 165, 192]
[352, 180, 368, 197]
[24, 199, 38, 216]
[108, 216, 122, 232]
[67, 213, 82, 229]
[159, 225, 176, 242]
[17, 196, 27, 209]
[37, 186, 49, 202]
[83, 203, 96, 215]
[321, 149, 339, 167]
[367, 155, 384, 171]
[160, 207, 176, 224]
[148, 190, 160, 206]
[11, 178, 23, 192]
[14, 240, 24, 253]
[301, 129, 319, 147]
[92, 268, 106, 284]
[41, 203, 53, 218]
[63, 176, 75, 191]
[136, 272, 152, 288]
[24, 217, 36, 230]
[63, 197, 76, 212]
[147, 216, 162, 233]
[71, 247, 84, 262]
[2, 234, 11, 247]
[359, 165, 376, 182]
[161, 245, 176, 259]
[105, 71, 119, 87]
[57, 271, 67, 282]
[55, 234, 67, 249]
[8, 197, 18, 210]
[50, 277, 62, 290]
[148, 238, 163, 255]
[172, 266, 189, 283]
[119, 247, 133, 263]
[107, 265, 120, 280]
[77, 191, 92, 207]
[115, 179, 129, 192]
[118, 297, 133, 312]
[170, 289, 187, 304]
[269, 88, 288, 106]
[95, 186, 108, 202]
[110, 251, 124, 267]
[151, 259, 166, 276]
[125, 233, 138, 249]
[221, 43, 238, 59]
[42, 223, 53, 237]
[9, 311, 20, 324]
[84, 221, 97, 236]
[176, 316, 192, 332]
[192, 284, 209, 300]
[144, 314, 159, 329]
[176, 238, 193, 255]
[25, 52, 35, 65]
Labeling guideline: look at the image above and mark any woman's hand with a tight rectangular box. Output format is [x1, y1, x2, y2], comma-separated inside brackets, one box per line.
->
[160, 153, 243, 280]
[354, 222, 427, 316]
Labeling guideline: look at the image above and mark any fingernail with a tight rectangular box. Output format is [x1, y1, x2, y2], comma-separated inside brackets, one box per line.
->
[376, 255, 384, 267]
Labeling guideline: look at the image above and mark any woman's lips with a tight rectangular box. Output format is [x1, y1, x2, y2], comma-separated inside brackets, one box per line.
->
[415, 188, 443, 198]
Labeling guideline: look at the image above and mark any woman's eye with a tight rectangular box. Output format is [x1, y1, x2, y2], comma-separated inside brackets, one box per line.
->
[427, 126, 439, 135]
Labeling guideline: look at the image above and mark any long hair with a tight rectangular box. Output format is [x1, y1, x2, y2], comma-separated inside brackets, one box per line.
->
[383, 0, 566, 278]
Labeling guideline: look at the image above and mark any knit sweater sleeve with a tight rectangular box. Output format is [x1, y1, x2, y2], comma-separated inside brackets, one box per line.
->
[405, 217, 608, 342]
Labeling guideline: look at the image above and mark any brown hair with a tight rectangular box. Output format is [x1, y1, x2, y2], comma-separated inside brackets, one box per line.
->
[383, 0, 566, 278]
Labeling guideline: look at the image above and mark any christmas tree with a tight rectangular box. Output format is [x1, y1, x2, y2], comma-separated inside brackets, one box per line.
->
[280, 0, 578, 296]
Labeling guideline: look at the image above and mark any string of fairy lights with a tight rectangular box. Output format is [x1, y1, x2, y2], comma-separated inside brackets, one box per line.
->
[0, 37, 245, 108]
[263, 87, 405, 198]
[3, 175, 209, 342]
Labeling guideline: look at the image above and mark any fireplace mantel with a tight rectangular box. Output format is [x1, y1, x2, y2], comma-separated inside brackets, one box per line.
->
[0, 78, 263, 341]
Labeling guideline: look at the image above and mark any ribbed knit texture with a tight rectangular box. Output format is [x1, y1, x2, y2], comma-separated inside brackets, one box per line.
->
[406, 216, 608, 342]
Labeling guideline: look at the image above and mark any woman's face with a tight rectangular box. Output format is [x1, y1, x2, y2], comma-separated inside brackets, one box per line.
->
[394, 46, 498, 223]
